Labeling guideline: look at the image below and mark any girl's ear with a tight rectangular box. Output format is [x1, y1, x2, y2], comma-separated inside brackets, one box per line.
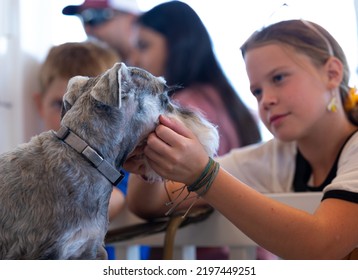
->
[324, 56, 344, 90]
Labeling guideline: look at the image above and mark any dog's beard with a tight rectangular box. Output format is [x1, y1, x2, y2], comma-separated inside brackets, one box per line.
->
[141, 109, 219, 183]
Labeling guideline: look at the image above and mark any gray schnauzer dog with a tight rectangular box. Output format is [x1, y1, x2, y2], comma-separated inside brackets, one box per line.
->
[0, 63, 218, 259]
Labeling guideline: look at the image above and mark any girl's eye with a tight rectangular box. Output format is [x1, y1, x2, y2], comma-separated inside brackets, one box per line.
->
[272, 73, 285, 83]
[251, 88, 262, 99]
[136, 40, 149, 52]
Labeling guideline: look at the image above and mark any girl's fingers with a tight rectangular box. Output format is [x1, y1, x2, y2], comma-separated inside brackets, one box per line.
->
[157, 115, 196, 143]
[143, 116, 207, 183]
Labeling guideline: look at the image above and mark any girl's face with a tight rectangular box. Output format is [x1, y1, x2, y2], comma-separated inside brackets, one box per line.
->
[130, 25, 167, 77]
[245, 44, 332, 142]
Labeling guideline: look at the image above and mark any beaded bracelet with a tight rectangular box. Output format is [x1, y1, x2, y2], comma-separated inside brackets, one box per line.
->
[164, 157, 220, 218]
[187, 157, 220, 195]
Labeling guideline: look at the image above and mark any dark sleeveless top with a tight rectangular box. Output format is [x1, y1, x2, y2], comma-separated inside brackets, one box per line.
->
[293, 130, 358, 203]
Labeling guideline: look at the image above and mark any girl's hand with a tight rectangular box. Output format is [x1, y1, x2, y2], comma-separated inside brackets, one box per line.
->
[144, 115, 209, 185]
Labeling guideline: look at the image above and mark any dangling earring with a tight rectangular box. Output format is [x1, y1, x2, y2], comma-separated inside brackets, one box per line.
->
[327, 92, 338, 112]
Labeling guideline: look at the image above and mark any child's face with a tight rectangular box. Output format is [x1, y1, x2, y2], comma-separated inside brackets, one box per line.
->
[39, 78, 68, 131]
[244, 43, 331, 142]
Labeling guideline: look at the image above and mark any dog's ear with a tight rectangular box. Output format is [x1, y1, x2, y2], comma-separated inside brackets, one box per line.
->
[61, 76, 89, 118]
[90, 62, 123, 107]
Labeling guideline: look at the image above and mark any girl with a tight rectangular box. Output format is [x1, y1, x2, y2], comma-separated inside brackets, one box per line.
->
[124, 19, 358, 259]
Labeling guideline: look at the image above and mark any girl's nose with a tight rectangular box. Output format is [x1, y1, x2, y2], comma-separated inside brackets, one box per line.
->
[260, 88, 278, 109]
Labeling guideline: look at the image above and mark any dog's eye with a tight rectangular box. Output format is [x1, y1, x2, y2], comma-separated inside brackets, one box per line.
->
[167, 85, 182, 96]
[160, 94, 169, 106]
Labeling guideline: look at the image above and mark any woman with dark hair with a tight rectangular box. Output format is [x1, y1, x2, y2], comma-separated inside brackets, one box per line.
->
[130, 1, 261, 155]
[127, 1, 263, 259]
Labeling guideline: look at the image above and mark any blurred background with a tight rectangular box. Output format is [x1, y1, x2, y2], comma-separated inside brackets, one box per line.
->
[1, 0, 357, 153]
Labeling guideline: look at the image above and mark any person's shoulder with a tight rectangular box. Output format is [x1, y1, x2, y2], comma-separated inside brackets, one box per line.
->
[347, 130, 358, 143]
[185, 84, 225, 105]
[216, 139, 297, 193]
[328, 130, 358, 194]
[340, 130, 358, 161]
[172, 84, 222, 112]
[233, 138, 294, 156]
[217, 138, 296, 167]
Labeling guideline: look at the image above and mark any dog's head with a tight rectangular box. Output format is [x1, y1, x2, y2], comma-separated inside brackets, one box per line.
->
[61, 62, 219, 181]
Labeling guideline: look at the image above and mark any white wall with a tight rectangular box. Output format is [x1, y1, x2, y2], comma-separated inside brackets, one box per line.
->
[0, 0, 22, 153]
[19, 0, 86, 143]
[0, 0, 87, 154]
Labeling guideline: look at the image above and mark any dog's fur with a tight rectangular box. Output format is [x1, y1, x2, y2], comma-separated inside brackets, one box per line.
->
[0, 63, 218, 259]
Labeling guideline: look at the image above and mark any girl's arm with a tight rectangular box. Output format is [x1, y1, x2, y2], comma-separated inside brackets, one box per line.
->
[136, 115, 358, 259]
[125, 174, 209, 219]
[205, 168, 358, 259]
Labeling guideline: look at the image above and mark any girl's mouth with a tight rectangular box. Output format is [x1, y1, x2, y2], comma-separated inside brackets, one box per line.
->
[269, 113, 290, 126]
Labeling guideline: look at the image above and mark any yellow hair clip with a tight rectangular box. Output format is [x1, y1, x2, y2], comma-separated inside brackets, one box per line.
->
[345, 87, 358, 111]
